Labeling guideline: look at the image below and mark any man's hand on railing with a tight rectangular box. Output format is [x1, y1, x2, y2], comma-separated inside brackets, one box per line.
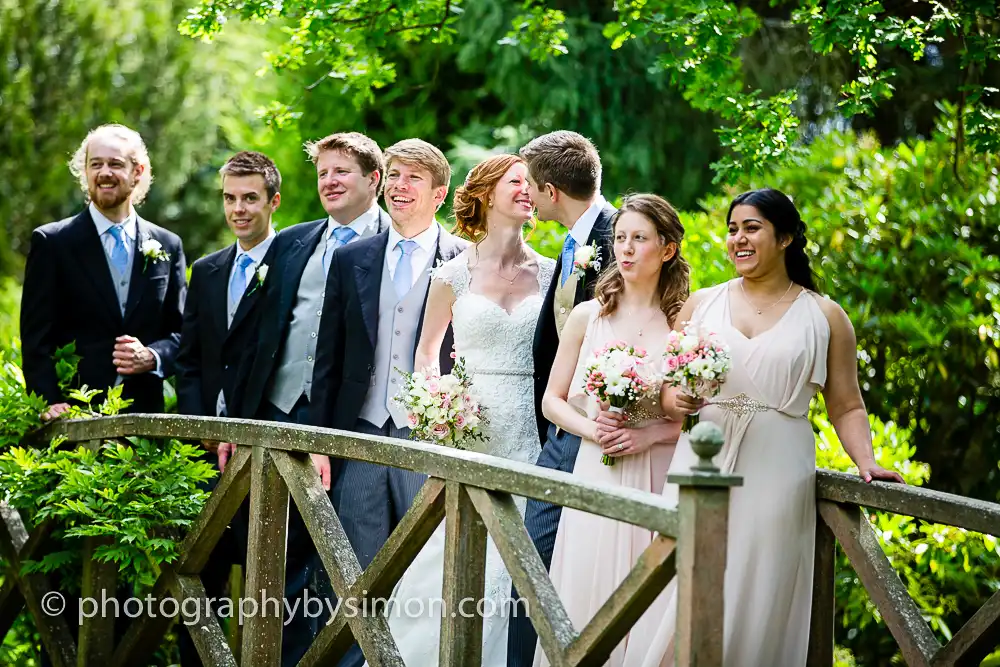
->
[41, 402, 72, 421]
[311, 454, 331, 491]
[217, 442, 236, 472]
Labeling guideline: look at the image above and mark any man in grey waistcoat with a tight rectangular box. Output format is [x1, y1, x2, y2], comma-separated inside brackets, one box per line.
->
[227, 132, 390, 667]
[310, 139, 468, 667]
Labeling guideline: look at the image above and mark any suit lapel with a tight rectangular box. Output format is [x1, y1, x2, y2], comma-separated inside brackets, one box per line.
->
[576, 203, 617, 302]
[355, 233, 388, 348]
[208, 246, 235, 339]
[123, 218, 153, 322]
[71, 211, 123, 323]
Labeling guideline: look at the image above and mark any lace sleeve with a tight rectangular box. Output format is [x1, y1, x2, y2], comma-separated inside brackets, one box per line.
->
[429, 255, 470, 298]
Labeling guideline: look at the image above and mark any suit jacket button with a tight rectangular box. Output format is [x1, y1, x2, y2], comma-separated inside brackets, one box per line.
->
[560, 307, 567, 314]
[397, 306, 403, 313]
[395, 330, 400, 335]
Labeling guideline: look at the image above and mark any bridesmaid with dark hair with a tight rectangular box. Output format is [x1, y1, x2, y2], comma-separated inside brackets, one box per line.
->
[640, 188, 903, 667]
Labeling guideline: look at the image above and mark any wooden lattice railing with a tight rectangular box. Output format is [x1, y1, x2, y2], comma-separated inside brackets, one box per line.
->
[808, 470, 1000, 666]
[0, 415, 740, 667]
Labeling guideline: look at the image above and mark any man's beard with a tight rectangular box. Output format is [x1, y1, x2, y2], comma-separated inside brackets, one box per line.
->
[90, 181, 133, 210]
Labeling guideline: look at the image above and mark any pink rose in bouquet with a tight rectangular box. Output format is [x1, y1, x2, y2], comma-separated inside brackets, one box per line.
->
[393, 356, 488, 450]
[662, 323, 732, 431]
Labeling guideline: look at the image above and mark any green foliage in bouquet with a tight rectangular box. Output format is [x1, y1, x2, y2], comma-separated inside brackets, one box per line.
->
[0, 345, 216, 590]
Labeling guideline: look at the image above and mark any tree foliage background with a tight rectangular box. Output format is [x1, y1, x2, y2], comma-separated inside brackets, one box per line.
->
[2, 0, 1000, 663]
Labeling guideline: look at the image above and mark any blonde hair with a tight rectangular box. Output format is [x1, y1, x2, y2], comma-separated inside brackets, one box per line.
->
[595, 194, 690, 325]
[452, 154, 524, 242]
[68, 124, 153, 205]
[384, 138, 451, 189]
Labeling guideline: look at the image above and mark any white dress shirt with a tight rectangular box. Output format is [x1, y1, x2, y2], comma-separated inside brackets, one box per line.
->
[327, 202, 381, 243]
[386, 222, 440, 289]
[568, 194, 608, 247]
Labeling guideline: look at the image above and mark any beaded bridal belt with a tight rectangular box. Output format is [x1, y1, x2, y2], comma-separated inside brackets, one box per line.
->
[709, 393, 772, 416]
[472, 367, 533, 377]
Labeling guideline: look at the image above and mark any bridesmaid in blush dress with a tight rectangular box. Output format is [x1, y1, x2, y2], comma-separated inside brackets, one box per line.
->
[533, 194, 690, 667]
[641, 188, 904, 667]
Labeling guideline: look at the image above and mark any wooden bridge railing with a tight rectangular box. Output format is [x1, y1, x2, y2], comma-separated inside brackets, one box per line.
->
[808, 470, 1000, 666]
[0, 415, 740, 667]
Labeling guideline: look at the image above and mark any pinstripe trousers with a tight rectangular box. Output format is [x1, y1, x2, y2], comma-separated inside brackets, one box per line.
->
[321, 417, 427, 667]
[507, 422, 583, 667]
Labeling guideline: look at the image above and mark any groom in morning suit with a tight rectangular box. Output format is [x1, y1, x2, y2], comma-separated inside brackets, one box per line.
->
[508, 130, 616, 667]
[227, 132, 390, 667]
[310, 139, 467, 667]
[174, 150, 281, 667]
[21, 123, 185, 418]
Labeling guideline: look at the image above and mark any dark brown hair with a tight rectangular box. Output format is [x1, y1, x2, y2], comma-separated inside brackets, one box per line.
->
[452, 154, 524, 242]
[219, 150, 282, 200]
[595, 194, 691, 325]
[519, 130, 601, 200]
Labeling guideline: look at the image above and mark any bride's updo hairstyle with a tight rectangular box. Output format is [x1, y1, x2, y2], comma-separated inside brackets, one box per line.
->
[453, 154, 524, 243]
[595, 193, 691, 325]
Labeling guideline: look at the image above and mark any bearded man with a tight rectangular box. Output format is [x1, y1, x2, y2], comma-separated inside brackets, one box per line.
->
[21, 123, 186, 417]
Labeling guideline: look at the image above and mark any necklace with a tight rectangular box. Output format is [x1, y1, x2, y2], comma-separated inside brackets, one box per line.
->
[627, 307, 662, 338]
[740, 278, 794, 315]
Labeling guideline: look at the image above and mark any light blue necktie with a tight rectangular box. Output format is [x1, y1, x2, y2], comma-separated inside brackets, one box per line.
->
[229, 253, 255, 308]
[560, 234, 577, 286]
[107, 225, 129, 275]
[393, 239, 418, 299]
[323, 226, 358, 274]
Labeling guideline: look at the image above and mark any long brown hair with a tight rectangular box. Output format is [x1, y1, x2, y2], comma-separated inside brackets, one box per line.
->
[595, 194, 690, 325]
[452, 154, 524, 243]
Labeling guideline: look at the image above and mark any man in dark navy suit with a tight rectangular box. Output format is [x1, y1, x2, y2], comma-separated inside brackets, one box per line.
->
[228, 132, 391, 667]
[175, 150, 281, 666]
[21, 123, 186, 416]
[20, 123, 186, 667]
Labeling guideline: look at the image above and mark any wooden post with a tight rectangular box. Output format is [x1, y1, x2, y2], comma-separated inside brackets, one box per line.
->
[77, 536, 118, 666]
[439, 481, 487, 667]
[667, 421, 741, 667]
[241, 446, 289, 667]
[807, 508, 836, 667]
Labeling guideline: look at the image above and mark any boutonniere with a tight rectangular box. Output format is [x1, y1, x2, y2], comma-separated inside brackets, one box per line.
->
[573, 241, 602, 279]
[139, 239, 170, 272]
[246, 263, 269, 296]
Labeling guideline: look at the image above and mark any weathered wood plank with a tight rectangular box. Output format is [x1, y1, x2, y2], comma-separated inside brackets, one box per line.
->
[270, 449, 404, 667]
[176, 445, 251, 575]
[670, 482, 733, 667]
[817, 470, 1000, 537]
[930, 586, 1000, 666]
[465, 487, 575, 667]
[227, 564, 243, 663]
[807, 511, 837, 667]
[819, 501, 940, 667]
[241, 446, 288, 667]
[41, 416, 678, 535]
[440, 482, 487, 667]
[171, 572, 238, 667]
[110, 575, 173, 667]
[0, 505, 77, 667]
[567, 534, 676, 667]
[302, 477, 445, 666]
[77, 537, 117, 666]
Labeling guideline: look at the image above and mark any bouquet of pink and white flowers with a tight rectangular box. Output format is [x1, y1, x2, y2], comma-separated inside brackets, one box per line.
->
[662, 324, 732, 431]
[394, 356, 488, 450]
[582, 341, 663, 465]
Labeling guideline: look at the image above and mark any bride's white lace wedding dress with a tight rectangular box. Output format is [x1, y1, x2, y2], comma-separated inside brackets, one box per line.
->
[372, 250, 555, 667]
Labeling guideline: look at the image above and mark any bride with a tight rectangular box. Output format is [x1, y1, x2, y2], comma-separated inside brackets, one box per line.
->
[372, 154, 555, 666]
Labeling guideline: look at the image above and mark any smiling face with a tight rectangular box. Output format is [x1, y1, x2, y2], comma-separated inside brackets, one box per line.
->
[223, 173, 279, 251]
[85, 134, 143, 213]
[524, 171, 557, 222]
[614, 210, 675, 281]
[490, 162, 534, 224]
[316, 149, 379, 223]
[726, 204, 790, 277]
[384, 159, 448, 231]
